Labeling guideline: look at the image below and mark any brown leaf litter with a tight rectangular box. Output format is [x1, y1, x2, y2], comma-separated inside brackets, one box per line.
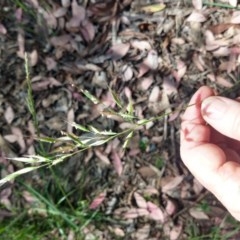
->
[1, 0, 240, 238]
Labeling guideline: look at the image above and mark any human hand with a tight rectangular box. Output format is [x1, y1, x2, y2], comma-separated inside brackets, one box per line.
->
[180, 86, 240, 221]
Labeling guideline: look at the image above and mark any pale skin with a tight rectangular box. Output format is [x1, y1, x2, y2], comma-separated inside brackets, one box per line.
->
[180, 86, 240, 220]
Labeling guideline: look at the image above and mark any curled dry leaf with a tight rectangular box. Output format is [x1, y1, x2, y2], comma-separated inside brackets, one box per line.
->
[32, 77, 62, 91]
[80, 19, 95, 42]
[53, 7, 67, 18]
[50, 34, 72, 47]
[15, 8, 23, 22]
[140, 4, 166, 13]
[216, 76, 233, 88]
[193, 178, 204, 195]
[138, 166, 159, 178]
[138, 76, 154, 91]
[0, 23, 7, 34]
[229, 0, 238, 7]
[147, 201, 165, 222]
[39, 8, 57, 28]
[108, 43, 130, 60]
[134, 192, 148, 209]
[165, 199, 177, 216]
[29, 49, 38, 67]
[141, 186, 159, 196]
[187, 11, 207, 22]
[4, 135, 18, 143]
[27, 0, 39, 8]
[0, 188, 12, 208]
[161, 175, 184, 193]
[66, 0, 86, 30]
[124, 208, 149, 219]
[144, 50, 158, 70]
[11, 127, 26, 153]
[113, 228, 125, 237]
[111, 150, 123, 176]
[231, 11, 240, 24]
[4, 106, 14, 124]
[173, 59, 187, 83]
[205, 30, 215, 45]
[122, 65, 133, 81]
[89, 192, 106, 210]
[137, 50, 158, 77]
[192, 0, 202, 10]
[189, 207, 209, 220]
[61, 0, 70, 8]
[67, 108, 74, 133]
[131, 40, 152, 51]
[22, 190, 39, 204]
[17, 30, 25, 59]
[170, 224, 182, 240]
[149, 86, 160, 102]
[132, 224, 150, 240]
[94, 149, 110, 165]
[212, 46, 230, 57]
[208, 23, 234, 35]
[45, 57, 57, 71]
[192, 53, 206, 71]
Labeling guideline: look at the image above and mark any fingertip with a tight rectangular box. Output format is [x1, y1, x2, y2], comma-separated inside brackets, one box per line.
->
[182, 86, 215, 124]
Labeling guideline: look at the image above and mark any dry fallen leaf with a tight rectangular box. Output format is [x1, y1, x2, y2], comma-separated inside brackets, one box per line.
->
[165, 199, 177, 216]
[4, 106, 14, 124]
[143, 50, 159, 70]
[66, 0, 86, 30]
[94, 149, 110, 165]
[216, 75, 233, 88]
[134, 192, 148, 209]
[89, 192, 106, 210]
[147, 201, 165, 222]
[138, 76, 154, 91]
[187, 11, 207, 22]
[140, 4, 166, 13]
[67, 108, 74, 133]
[169, 224, 182, 240]
[108, 43, 130, 60]
[192, 0, 202, 10]
[11, 127, 26, 153]
[149, 86, 160, 102]
[229, 0, 238, 7]
[80, 19, 95, 42]
[122, 64, 133, 81]
[124, 208, 149, 219]
[131, 40, 152, 51]
[45, 57, 57, 71]
[208, 23, 234, 35]
[111, 150, 123, 176]
[189, 207, 209, 220]
[0, 23, 7, 34]
[132, 224, 150, 240]
[50, 34, 72, 47]
[53, 7, 67, 18]
[61, 0, 70, 8]
[161, 176, 184, 193]
[231, 11, 240, 24]
[29, 49, 38, 67]
[173, 59, 187, 83]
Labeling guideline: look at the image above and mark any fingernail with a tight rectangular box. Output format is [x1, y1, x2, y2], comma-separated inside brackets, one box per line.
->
[201, 97, 227, 119]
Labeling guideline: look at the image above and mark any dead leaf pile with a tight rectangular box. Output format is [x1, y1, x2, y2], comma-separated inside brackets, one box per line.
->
[1, 0, 240, 238]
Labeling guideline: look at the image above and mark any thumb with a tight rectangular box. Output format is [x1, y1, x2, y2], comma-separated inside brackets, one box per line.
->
[201, 96, 240, 140]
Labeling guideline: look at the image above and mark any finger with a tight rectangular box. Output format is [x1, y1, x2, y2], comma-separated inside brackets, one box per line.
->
[181, 86, 214, 150]
[182, 142, 240, 220]
[201, 96, 240, 141]
[181, 86, 215, 124]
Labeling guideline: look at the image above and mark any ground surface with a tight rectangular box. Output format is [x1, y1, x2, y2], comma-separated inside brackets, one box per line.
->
[1, 0, 240, 239]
